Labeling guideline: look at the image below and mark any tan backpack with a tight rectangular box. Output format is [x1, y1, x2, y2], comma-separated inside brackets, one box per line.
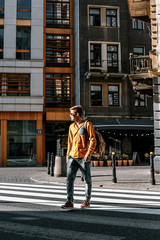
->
[84, 121, 106, 156]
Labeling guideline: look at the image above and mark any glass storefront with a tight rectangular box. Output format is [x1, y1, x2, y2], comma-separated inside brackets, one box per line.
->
[45, 122, 70, 158]
[7, 120, 36, 166]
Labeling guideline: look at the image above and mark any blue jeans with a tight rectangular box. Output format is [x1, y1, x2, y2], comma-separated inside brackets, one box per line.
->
[66, 156, 92, 202]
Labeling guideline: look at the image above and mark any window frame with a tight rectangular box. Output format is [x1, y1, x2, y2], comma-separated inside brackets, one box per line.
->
[89, 83, 121, 108]
[45, 73, 71, 108]
[90, 43, 102, 67]
[0, 74, 30, 96]
[133, 46, 145, 57]
[0, 26, 3, 59]
[90, 84, 103, 106]
[89, 41, 121, 72]
[106, 9, 118, 27]
[89, 8, 101, 26]
[17, 0, 31, 20]
[46, 34, 70, 67]
[108, 84, 120, 107]
[88, 5, 119, 28]
[132, 19, 144, 30]
[107, 45, 119, 73]
[0, 0, 4, 19]
[46, 0, 70, 28]
[134, 92, 147, 107]
[16, 27, 31, 60]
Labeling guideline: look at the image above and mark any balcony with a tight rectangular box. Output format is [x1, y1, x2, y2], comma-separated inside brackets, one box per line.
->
[129, 54, 153, 95]
[130, 55, 152, 75]
[127, 0, 150, 21]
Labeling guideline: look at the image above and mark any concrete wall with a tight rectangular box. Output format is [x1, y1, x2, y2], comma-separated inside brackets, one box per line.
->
[31, 0, 43, 60]
[4, 0, 16, 59]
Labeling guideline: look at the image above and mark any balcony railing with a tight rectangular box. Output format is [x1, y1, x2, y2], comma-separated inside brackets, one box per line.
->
[129, 55, 152, 74]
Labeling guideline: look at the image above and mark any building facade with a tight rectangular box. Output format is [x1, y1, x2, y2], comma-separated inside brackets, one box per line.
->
[0, 0, 74, 166]
[44, 0, 74, 158]
[0, 0, 154, 166]
[75, 0, 153, 162]
[0, 0, 44, 166]
[128, 0, 160, 169]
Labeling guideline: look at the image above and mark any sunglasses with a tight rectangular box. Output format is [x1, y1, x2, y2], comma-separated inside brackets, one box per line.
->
[70, 112, 77, 116]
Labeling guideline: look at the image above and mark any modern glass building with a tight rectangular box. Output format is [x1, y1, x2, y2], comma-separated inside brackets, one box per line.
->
[0, 0, 74, 166]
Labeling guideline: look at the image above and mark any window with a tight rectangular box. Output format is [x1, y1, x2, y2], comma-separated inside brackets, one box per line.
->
[132, 19, 144, 30]
[89, 8, 100, 26]
[135, 92, 146, 107]
[107, 45, 119, 72]
[106, 9, 117, 27]
[90, 44, 101, 67]
[46, 73, 71, 108]
[108, 85, 120, 106]
[46, 0, 70, 28]
[46, 34, 70, 67]
[0, 0, 4, 18]
[91, 85, 102, 106]
[7, 121, 36, 165]
[16, 27, 31, 60]
[88, 6, 119, 28]
[133, 47, 144, 57]
[0, 74, 30, 96]
[0, 27, 3, 59]
[17, 0, 31, 19]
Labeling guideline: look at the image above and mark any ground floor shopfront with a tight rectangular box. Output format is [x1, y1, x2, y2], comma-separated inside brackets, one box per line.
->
[0, 115, 154, 166]
[45, 118, 154, 164]
[89, 117, 154, 163]
[0, 112, 45, 167]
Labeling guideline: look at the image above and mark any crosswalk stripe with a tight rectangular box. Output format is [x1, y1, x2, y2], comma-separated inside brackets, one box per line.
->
[0, 182, 160, 196]
[1, 188, 160, 206]
[0, 184, 160, 201]
[1, 182, 160, 214]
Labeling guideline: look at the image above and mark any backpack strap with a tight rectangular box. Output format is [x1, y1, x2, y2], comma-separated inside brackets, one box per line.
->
[83, 120, 88, 129]
[83, 120, 89, 148]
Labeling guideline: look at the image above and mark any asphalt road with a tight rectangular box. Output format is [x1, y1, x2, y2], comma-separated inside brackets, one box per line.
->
[0, 167, 160, 239]
[0, 200, 160, 240]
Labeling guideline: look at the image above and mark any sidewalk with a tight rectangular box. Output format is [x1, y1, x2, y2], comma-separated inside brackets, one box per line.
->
[31, 165, 160, 192]
[0, 165, 160, 191]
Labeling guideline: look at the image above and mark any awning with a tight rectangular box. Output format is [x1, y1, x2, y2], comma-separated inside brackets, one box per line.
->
[87, 118, 153, 130]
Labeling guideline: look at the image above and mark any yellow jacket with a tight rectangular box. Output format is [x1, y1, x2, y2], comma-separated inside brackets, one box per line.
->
[67, 120, 96, 161]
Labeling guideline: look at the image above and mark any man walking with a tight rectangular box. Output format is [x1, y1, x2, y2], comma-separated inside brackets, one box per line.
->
[61, 105, 96, 209]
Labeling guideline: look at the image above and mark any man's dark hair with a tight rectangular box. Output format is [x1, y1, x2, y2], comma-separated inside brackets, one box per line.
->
[70, 105, 83, 117]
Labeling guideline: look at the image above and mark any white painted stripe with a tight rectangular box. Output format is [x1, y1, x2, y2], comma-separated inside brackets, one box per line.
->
[0, 189, 160, 206]
[1, 195, 160, 216]
[0, 185, 160, 201]
[0, 182, 160, 196]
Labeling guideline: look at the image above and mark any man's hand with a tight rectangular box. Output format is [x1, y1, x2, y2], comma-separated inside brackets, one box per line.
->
[84, 154, 90, 162]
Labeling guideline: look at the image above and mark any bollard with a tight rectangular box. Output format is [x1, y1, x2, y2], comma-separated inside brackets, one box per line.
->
[47, 152, 51, 175]
[54, 155, 67, 177]
[112, 152, 117, 183]
[50, 153, 54, 177]
[150, 152, 156, 185]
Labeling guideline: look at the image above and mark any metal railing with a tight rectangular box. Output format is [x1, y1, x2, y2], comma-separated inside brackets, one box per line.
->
[129, 55, 152, 74]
